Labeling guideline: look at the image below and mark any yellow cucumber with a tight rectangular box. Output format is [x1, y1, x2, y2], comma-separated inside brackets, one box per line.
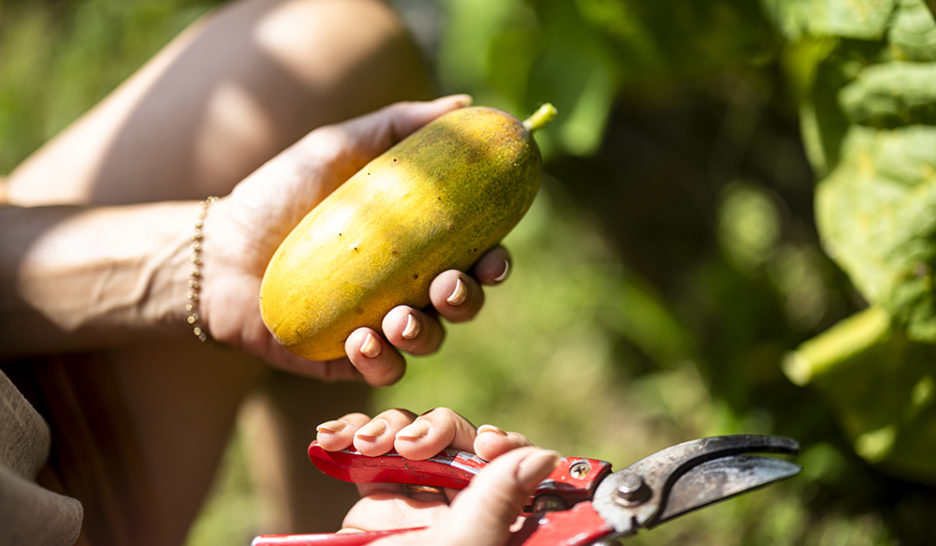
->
[260, 103, 556, 360]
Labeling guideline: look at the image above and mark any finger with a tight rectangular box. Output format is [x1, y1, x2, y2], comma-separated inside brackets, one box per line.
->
[265, 343, 365, 382]
[473, 424, 534, 461]
[371, 447, 560, 546]
[382, 306, 445, 356]
[352, 408, 419, 456]
[345, 328, 407, 386]
[341, 492, 451, 533]
[472, 245, 511, 286]
[429, 270, 484, 323]
[315, 412, 373, 451]
[440, 448, 559, 543]
[355, 481, 452, 505]
[443, 447, 560, 539]
[393, 407, 478, 460]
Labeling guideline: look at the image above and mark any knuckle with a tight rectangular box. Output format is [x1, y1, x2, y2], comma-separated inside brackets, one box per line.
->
[424, 406, 459, 423]
[380, 408, 418, 422]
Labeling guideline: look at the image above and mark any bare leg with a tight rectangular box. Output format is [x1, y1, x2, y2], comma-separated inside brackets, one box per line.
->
[7, 0, 430, 205]
[5, 0, 432, 543]
[240, 375, 371, 533]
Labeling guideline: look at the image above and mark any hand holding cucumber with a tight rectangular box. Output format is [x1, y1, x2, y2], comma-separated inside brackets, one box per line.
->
[197, 96, 553, 385]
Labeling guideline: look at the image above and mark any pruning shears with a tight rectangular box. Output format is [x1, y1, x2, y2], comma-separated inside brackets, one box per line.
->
[252, 434, 800, 545]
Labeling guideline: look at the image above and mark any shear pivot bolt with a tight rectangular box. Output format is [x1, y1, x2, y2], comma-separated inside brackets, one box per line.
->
[615, 473, 649, 505]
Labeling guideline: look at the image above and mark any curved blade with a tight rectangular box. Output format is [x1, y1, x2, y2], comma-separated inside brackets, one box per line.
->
[653, 454, 801, 525]
[592, 435, 800, 537]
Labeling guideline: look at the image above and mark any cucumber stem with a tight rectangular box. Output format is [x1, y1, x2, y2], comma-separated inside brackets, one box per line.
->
[523, 103, 558, 132]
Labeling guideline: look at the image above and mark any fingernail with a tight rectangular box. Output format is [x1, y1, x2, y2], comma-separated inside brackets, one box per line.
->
[354, 419, 388, 441]
[442, 93, 473, 107]
[396, 420, 431, 441]
[516, 449, 560, 489]
[477, 424, 508, 436]
[492, 258, 510, 284]
[402, 312, 420, 340]
[316, 420, 345, 434]
[446, 276, 469, 306]
[360, 332, 381, 358]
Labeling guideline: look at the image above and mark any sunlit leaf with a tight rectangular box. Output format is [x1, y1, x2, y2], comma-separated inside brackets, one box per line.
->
[762, 0, 897, 41]
[815, 125, 936, 341]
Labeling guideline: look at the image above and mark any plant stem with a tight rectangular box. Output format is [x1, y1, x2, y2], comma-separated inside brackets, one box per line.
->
[523, 103, 558, 132]
[782, 306, 892, 386]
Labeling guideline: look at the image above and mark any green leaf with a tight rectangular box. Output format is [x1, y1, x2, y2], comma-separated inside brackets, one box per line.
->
[839, 61, 936, 127]
[784, 312, 936, 484]
[815, 125, 936, 341]
[779, 0, 936, 486]
[525, 1, 619, 156]
[888, 0, 936, 61]
[761, 0, 898, 41]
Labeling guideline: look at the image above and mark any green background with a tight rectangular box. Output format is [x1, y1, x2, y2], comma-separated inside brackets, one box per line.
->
[3, 0, 935, 543]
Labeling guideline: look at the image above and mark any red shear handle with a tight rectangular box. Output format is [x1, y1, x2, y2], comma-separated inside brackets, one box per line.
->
[509, 502, 616, 546]
[307, 442, 611, 505]
[251, 504, 618, 546]
[251, 529, 422, 546]
[308, 442, 485, 490]
[254, 446, 616, 546]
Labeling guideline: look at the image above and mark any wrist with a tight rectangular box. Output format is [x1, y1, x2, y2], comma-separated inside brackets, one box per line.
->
[194, 194, 257, 349]
[185, 196, 219, 342]
[139, 201, 213, 338]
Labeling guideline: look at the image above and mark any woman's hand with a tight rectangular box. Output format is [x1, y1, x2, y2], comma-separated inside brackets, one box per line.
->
[316, 408, 560, 545]
[199, 97, 512, 384]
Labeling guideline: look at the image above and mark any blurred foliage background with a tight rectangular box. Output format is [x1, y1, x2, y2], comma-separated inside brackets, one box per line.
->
[3, 0, 936, 544]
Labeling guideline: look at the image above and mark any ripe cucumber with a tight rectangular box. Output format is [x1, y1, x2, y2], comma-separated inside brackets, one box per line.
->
[260, 103, 556, 360]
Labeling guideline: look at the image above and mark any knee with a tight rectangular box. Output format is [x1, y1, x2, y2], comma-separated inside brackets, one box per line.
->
[253, 0, 433, 110]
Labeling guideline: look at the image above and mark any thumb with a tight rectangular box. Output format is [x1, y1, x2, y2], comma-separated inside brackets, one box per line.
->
[223, 94, 473, 253]
[407, 447, 560, 546]
[341, 94, 474, 158]
[289, 93, 473, 190]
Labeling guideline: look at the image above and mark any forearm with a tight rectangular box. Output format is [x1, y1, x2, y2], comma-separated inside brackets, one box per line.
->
[0, 201, 200, 356]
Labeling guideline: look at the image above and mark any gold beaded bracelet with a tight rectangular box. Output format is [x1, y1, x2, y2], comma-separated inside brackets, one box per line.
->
[186, 196, 218, 342]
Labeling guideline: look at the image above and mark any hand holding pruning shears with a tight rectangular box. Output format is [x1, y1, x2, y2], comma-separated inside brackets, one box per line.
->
[252, 409, 800, 545]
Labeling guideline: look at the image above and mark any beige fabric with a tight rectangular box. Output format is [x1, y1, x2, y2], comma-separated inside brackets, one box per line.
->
[0, 370, 82, 546]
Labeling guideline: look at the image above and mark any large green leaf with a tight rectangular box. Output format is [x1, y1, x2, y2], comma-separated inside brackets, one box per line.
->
[783, 0, 936, 344]
[816, 125, 936, 342]
[780, 0, 936, 483]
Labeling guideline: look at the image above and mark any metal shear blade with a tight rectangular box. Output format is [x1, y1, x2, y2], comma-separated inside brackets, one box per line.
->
[591, 434, 801, 540]
[656, 454, 800, 523]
